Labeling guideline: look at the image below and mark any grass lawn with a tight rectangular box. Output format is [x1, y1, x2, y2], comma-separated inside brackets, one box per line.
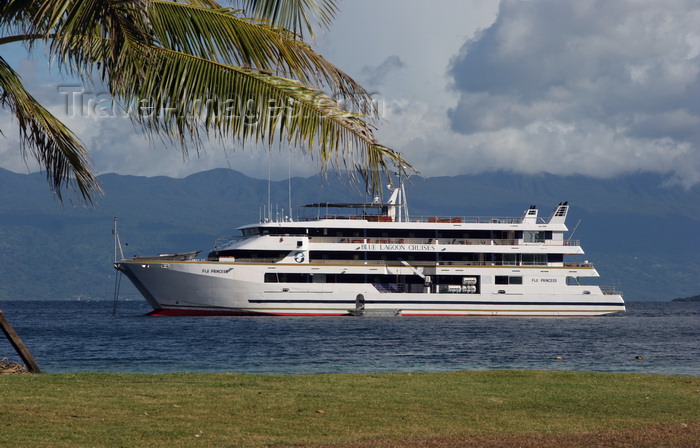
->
[1, 370, 698, 447]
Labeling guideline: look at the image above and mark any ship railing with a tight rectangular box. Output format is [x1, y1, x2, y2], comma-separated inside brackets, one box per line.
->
[303, 259, 441, 267]
[228, 257, 286, 264]
[492, 239, 517, 245]
[311, 237, 573, 247]
[564, 262, 594, 268]
[601, 286, 622, 295]
[227, 258, 430, 266]
[297, 214, 549, 224]
[225, 257, 570, 268]
[128, 251, 201, 262]
[413, 215, 550, 224]
[436, 260, 551, 267]
[304, 259, 553, 267]
[265, 233, 310, 239]
[213, 235, 244, 250]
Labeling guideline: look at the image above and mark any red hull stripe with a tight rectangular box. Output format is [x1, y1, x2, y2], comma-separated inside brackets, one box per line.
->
[147, 309, 348, 317]
[147, 309, 605, 317]
[148, 309, 261, 317]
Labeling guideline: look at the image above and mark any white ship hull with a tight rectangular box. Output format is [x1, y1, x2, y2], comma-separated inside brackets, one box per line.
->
[114, 185, 624, 317]
[117, 259, 625, 317]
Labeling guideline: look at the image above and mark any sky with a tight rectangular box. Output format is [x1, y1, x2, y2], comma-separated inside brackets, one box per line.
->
[1, 0, 699, 187]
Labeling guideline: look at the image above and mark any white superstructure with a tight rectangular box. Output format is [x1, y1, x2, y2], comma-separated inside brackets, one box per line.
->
[115, 183, 624, 316]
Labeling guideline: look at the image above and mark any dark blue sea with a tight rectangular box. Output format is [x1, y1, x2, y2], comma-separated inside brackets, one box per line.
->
[0, 300, 697, 376]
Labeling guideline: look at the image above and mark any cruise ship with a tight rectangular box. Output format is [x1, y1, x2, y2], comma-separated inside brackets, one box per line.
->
[114, 182, 625, 317]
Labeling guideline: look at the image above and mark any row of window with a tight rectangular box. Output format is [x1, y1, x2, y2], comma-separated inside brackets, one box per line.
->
[495, 276, 523, 285]
[264, 273, 474, 285]
[244, 226, 553, 241]
[262, 272, 572, 286]
[214, 249, 562, 265]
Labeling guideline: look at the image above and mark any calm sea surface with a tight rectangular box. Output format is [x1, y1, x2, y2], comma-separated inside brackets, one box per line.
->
[0, 300, 697, 376]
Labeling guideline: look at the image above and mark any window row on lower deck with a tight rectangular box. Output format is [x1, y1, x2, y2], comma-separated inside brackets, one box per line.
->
[263, 272, 588, 294]
[264, 273, 482, 294]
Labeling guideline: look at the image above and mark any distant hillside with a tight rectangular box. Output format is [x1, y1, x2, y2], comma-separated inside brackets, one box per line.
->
[0, 168, 697, 301]
[672, 295, 700, 302]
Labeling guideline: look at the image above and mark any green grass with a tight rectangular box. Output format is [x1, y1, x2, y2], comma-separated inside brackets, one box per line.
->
[1, 370, 698, 447]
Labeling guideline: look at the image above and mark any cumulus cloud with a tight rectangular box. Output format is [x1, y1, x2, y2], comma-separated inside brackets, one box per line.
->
[447, 0, 700, 186]
[2, 0, 503, 184]
[6, 0, 698, 188]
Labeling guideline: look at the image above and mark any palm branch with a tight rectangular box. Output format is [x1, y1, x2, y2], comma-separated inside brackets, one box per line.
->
[0, 56, 99, 202]
[0, 0, 413, 202]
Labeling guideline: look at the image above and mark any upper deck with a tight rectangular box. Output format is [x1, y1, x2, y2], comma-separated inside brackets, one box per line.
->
[296, 211, 549, 225]
[241, 183, 571, 236]
[245, 202, 570, 231]
[288, 183, 569, 227]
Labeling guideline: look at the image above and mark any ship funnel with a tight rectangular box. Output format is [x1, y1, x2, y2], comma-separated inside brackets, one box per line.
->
[523, 205, 538, 223]
[549, 202, 569, 224]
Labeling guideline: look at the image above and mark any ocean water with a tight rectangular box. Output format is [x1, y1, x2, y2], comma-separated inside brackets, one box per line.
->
[0, 300, 697, 376]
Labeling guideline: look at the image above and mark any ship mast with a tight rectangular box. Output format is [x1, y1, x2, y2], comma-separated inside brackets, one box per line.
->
[113, 217, 124, 262]
[387, 171, 410, 223]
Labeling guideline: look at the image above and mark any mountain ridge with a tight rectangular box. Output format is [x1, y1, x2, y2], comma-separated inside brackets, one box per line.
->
[0, 167, 697, 302]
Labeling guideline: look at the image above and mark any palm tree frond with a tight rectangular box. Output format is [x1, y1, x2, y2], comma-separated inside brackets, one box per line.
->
[0, 0, 38, 28]
[24, 0, 153, 86]
[110, 45, 411, 191]
[240, 0, 338, 39]
[0, 0, 413, 201]
[149, 1, 373, 113]
[0, 56, 100, 203]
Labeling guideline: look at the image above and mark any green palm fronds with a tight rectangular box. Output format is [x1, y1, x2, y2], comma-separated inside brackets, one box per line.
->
[0, 56, 99, 201]
[148, 2, 371, 107]
[0, 0, 413, 203]
[240, 0, 339, 38]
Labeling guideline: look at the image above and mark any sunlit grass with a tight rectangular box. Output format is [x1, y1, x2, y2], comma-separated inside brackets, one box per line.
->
[0, 370, 697, 447]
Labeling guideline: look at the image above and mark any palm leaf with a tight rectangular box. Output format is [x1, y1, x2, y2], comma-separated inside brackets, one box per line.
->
[0, 56, 100, 202]
[148, 1, 371, 109]
[35, 0, 153, 85]
[239, 0, 338, 39]
[0, 0, 413, 200]
[111, 44, 412, 189]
